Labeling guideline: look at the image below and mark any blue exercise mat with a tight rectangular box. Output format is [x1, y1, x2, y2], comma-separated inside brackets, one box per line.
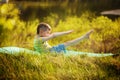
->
[0, 47, 114, 57]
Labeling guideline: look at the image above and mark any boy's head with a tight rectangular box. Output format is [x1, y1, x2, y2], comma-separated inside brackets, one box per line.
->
[37, 22, 51, 37]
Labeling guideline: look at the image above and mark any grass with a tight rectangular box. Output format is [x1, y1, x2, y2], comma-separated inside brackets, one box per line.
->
[0, 4, 120, 80]
[0, 52, 120, 80]
[1, 4, 120, 53]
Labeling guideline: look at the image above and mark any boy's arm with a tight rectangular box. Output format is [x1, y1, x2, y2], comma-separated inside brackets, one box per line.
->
[41, 30, 73, 41]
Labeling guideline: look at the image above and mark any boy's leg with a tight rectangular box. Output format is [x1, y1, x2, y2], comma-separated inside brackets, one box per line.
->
[63, 30, 94, 47]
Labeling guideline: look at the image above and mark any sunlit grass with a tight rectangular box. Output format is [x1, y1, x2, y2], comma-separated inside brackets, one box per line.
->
[0, 3, 120, 80]
[0, 52, 120, 80]
[0, 4, 120, 53]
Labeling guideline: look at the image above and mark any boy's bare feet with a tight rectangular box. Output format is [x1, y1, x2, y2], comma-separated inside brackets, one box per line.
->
[85, 29, 94, 39]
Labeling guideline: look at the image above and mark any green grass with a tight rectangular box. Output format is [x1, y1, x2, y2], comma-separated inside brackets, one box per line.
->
[1, 4, 120, 53]
[0, 3, 120, 80]
[0, 52, 120, 80]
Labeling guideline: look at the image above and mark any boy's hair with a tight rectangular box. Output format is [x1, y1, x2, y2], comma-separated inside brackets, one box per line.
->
[37, 22, 51, 34]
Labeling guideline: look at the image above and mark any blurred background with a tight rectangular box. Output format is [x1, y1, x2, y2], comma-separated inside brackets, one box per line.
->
[0, 0, 120, 53]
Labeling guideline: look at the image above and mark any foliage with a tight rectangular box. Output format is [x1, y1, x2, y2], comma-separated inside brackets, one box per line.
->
[0, 4, 120, 53]
[48, 14, 120, 53]
[0, 3, 120, 80]
[0, 4, 39, 49]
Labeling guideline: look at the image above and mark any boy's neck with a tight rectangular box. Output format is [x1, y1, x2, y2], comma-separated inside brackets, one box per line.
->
[37, 34, 46, 37]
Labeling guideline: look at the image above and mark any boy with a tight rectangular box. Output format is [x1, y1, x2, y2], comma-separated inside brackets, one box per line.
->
[34, 22, 93, 53]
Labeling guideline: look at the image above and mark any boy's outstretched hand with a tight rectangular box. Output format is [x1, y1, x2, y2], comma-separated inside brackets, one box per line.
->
[51, 30, 74, 38]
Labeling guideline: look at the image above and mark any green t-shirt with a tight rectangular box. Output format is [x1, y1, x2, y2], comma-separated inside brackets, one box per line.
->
[34, 38, 52, 53]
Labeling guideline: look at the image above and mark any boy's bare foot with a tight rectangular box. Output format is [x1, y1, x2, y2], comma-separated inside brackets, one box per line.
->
[85, 29, 94, 39]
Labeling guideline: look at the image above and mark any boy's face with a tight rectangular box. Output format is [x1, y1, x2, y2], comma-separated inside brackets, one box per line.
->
[39, 29, 51, 37]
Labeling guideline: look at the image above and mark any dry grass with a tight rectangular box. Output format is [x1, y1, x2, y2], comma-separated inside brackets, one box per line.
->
[0, 52, 120, 80]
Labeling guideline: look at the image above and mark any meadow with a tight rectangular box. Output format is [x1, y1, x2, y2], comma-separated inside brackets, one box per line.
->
[0, 52, 120, 80]
[0, 4, 120, 80]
